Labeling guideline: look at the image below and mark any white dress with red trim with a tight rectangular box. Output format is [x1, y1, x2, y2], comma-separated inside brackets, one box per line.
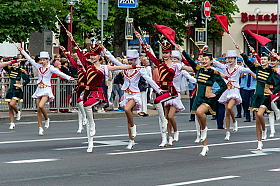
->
[103, 49, 162, 111]
[21, 50, 71, 102]
[213, 59, 252, 105]
[164, 67, 196, 113]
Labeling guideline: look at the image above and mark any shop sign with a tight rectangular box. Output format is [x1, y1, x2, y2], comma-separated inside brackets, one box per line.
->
[241, 12, 278, 23]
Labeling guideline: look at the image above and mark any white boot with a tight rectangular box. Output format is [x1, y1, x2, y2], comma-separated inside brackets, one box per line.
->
[77, 110, 84, 133]
[199, 146, 209, 156]
[77, 101, 87, 126]
[257, 141, 263, 150]
[44, 118, 50, 129]
[9, 122, 15, 130]
[201, 126, 208, 142]
[168, 136, 173, 146]
[39, 127, 44, 135]
[269, 112, 275, 138]
[155, 103, 168, 133]
[262, 128, 267, 140]
[16, 111, 21, 121]
[194, 116, 201, 143]
[159, 132, 168, 147]
[233, 121, 238, 132]
[126, 140, 135, 149]
[84, 106, 96, 136]
[173, 131, 179, 142]
[271, 102, 280, 121]
[224, 131, 230, 140]
[86, 123, 93, 152]
[130, 124, 137, 138]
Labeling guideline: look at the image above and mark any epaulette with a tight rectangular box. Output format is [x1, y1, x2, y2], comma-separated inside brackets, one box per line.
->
[214, 70, 220, 75]
[271, 68, 277, 73]
[255, 64, 259, 67]
[196, 65, 200, 71]
[20, 69, 26, 73]
[7, 65, 11, 69]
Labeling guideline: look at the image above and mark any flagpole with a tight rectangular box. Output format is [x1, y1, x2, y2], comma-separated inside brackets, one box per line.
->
[228, 34, 236, 45]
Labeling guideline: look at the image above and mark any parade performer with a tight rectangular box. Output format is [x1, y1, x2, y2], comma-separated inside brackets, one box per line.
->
[0, 59, 22, 73]
[177, 44, 227, 156]
[212, 50, 252, 140]
[135, 32, 192, 148]
[249, 46, 280, 138]
[3, 59, 30, 130]
[60, 46, 88, 134]
[103, 48, 163, 150]
[18, 47, 75, 135]
[236, 44, 280, 150]
[167, 50, 196, 146]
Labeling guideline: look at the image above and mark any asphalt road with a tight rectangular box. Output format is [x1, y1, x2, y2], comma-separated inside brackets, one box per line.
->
[0, 105, 279, 186]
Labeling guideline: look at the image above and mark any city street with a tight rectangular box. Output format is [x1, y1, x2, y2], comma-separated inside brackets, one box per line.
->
[0, 104, 279, 186]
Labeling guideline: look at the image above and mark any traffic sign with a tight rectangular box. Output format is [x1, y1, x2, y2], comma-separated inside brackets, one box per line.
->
[195, 28, 206, 45]
[204, 1, 211, 18]
[97, 0, 109, 20]
[125, 18, 134, 40]
[118, 0, 138, 8]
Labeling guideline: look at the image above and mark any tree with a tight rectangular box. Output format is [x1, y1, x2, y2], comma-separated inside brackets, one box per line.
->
[112, 0, 239, 56]
[0, 0, 66, 43]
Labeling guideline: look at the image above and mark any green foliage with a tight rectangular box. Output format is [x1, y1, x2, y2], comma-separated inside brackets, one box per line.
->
[0, 0, 66, 43]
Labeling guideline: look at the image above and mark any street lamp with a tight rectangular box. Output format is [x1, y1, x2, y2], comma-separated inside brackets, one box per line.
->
[65, 0, 78, 53]
[254, 7, 261, 54]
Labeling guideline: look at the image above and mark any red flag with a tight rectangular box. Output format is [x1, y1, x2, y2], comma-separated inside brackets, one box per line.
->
[155, 24, 176, 45]
[215, 14, 230, 34]
[247, 29, 271, 46]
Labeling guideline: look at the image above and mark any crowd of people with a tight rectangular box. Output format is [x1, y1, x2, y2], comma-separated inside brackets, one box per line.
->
[1, 26, 280, 156]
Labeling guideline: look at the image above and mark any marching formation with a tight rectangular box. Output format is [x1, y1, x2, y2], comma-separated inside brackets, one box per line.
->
[2, 19, 280, 157]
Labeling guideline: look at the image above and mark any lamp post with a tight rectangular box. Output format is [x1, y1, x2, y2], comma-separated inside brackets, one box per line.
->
[188, 21, 194, 54]
[254, 8, 261, 54]
[65, 13, 72, 53]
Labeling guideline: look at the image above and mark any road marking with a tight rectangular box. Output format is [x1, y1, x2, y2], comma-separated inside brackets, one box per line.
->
[221, 148, 280, 159]
[157, 175, 240, 186]
[0, 124, 278, 145]
[53, 140, 130, 151]
[0, 131, 15, 134]
[107, 138, 280, 155]
[269, 168, 280, 172]
[4, 158, 60, 164]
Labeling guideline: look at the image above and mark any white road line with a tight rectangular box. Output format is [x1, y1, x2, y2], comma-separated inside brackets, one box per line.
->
[107, 138, 280, 155]
[4, 159, 60, 164]
[0, 131, 15, 134]
[0, 124, 278, 145]
[269, 168, 280, 172]
[222, 148, 280, 159]
[157, 175, 240, 186]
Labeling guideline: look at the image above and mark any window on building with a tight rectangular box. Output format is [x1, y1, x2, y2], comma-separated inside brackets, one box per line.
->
[249, 0, 277, 3]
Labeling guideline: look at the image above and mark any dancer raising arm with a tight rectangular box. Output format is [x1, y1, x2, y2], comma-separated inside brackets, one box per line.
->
[236, 44, 280, 150]
[176, 44, 227, 156]
[3, 59, 30, 130]
[212, 50, 252, 140]
[103, 47, 164, 149]
[17, 47, 75, 135]
[60, 46, 88, 134]
[135, 31, 192, 147]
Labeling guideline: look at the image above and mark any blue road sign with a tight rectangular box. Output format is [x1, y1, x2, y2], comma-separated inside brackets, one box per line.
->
[118, 0, 138, 8]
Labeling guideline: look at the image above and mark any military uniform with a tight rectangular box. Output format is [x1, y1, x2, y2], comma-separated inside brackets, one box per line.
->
[241, 53, 280, 113]
[182, 51, 227, 115]
[3, 65, 30, 102]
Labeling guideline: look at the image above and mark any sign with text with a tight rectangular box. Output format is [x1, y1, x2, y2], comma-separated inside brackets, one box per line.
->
[195, 28, 206, 45]
[118, 0, 138, 8]
[125, 18, 134, 40]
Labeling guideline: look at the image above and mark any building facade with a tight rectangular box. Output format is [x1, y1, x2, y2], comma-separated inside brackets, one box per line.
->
[222, 0, 278, 55]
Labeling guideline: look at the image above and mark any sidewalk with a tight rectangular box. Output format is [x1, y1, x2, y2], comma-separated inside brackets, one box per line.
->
[0, 96, 189, 124]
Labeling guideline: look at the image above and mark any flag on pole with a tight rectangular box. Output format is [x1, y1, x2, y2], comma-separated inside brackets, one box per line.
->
[247, 29, 271, 46]
[215, 14, 230, 34]
[155, 24, 176, 45]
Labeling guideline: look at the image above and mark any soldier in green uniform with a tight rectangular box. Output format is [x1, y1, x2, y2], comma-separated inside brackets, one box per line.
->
[176, 44, 227, 156]
[3, 60, 30, 130]
[236, 44, 280, 150]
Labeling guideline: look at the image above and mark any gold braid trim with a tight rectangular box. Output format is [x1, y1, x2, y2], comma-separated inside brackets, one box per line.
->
[190, 103, 216, 115]
[249, 106, 271, 114]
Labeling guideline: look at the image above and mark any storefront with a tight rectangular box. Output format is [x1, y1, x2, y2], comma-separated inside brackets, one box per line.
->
[222, 0, 278, 55]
